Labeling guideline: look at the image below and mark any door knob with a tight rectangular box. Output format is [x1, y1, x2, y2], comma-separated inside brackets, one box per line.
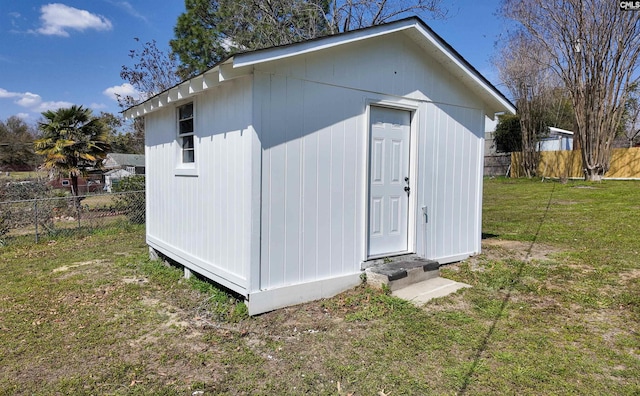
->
[404, 186, 410, 193]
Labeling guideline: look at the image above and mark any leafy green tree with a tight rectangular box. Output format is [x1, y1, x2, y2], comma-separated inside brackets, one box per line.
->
[100, 112, 144, 154]
[34, 106, 110, 199]
[0, 116, 39, 170]
[493, 114, 522, 153]
[170, 0, 227, 79]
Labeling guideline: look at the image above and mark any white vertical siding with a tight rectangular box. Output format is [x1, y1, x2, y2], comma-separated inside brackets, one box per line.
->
[256, 75, 365, 291]
[417, 103, 484, 263]
[145, 77, 255, 294]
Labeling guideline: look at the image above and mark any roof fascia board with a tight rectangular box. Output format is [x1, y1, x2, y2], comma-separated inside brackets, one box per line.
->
[219, 63, 251, 81]
[411, 23, 515, 114]
[549, 126, 573, 135]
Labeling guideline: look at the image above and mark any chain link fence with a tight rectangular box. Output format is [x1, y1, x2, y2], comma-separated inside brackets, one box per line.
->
[0, 180, 144, 245]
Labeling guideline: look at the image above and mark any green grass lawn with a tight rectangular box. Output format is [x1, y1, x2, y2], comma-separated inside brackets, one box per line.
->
[0, 178, 638, 395]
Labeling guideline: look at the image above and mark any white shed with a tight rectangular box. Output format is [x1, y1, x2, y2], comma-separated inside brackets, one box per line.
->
[538, 126, 574, 151]
[125, 17, 515, 315]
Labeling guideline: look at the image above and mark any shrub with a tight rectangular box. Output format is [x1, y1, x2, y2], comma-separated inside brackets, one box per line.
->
[0, 179, 56, 236]
[113, 175, 145, 224]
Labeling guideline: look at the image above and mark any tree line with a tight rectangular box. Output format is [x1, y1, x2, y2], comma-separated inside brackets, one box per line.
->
[0, 112, 144, 170]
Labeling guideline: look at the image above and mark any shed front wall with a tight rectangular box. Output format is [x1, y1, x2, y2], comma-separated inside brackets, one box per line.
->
[253, 31, 486, 293]
[145, 76, 256, 295]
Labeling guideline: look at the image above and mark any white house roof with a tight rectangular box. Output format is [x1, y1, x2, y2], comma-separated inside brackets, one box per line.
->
[124, 17, 516, 119]
[548, 126, 574, 136]
[103, 153, 145, 168]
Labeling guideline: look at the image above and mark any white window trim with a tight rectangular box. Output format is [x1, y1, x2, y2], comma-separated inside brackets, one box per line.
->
[175, 100, 198, 177]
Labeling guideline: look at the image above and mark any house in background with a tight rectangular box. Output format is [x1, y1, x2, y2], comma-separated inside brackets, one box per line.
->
[102, 153, 145, 192]
[103, 153, 145, 174]
[538, 126, 574, 151]
[125, 17, 515, 315]
[49, 175, 102, 194]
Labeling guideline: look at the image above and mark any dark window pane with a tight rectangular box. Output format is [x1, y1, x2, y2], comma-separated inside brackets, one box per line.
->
[179, 119, 193, 134]
[182, 135, 194, 149]
[179, 103, 193, 120]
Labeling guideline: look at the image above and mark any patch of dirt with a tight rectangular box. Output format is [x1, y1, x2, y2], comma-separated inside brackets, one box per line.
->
[478, 238, 564, 262]
[427, 292, 472, 313]
[619, 268, 640, 283]
[122, 276, 149, 284]
[139, 297, 191, 330]
[52, 259, 111, 273]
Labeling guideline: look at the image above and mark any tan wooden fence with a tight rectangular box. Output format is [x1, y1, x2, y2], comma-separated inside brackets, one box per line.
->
[511, 147, 640, 179]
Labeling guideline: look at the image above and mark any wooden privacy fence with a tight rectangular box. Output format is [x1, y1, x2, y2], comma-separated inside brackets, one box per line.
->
[511, 147, 640, 179]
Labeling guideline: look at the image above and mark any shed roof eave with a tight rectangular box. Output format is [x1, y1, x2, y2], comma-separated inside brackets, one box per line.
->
[123, 65, 225, 119]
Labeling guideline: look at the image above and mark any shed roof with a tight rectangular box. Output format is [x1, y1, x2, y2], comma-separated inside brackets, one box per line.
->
[124, 17, 515, 119]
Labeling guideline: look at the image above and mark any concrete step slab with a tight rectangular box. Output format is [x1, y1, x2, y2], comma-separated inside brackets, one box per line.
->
[366, 258, 440, 291]
[392, 277, 471, 305]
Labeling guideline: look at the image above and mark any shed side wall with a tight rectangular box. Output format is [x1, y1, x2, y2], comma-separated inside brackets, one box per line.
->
[145, 77, 254, 294]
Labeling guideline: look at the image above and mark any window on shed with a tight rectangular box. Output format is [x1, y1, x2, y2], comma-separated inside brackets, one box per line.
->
[177, 102, 195, 163]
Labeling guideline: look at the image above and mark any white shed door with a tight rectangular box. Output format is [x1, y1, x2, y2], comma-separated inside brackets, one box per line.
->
[368, 107, 411, 257]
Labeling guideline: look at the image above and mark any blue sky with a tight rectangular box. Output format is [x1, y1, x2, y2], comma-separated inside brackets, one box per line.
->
[0, 0, 507, 123]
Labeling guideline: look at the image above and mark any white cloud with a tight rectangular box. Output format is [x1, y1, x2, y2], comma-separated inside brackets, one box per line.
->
[35, 3, 112, 37]
[103, 83, 142, 101]
[0, 87, 74, 116]
[36, 100, 75, 113]
[89, 102, 107, 110]
[110, 1, 148, 23]
[15, 113, 30, 120]
[0, 88, 20, 98]
[16, 92, 42, 108]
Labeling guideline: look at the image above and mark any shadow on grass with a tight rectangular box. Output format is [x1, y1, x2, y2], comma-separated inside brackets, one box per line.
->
[458, 182, 557, 395]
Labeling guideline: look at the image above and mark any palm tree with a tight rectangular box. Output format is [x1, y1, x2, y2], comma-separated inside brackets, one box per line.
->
[34, 105, 110, 200]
